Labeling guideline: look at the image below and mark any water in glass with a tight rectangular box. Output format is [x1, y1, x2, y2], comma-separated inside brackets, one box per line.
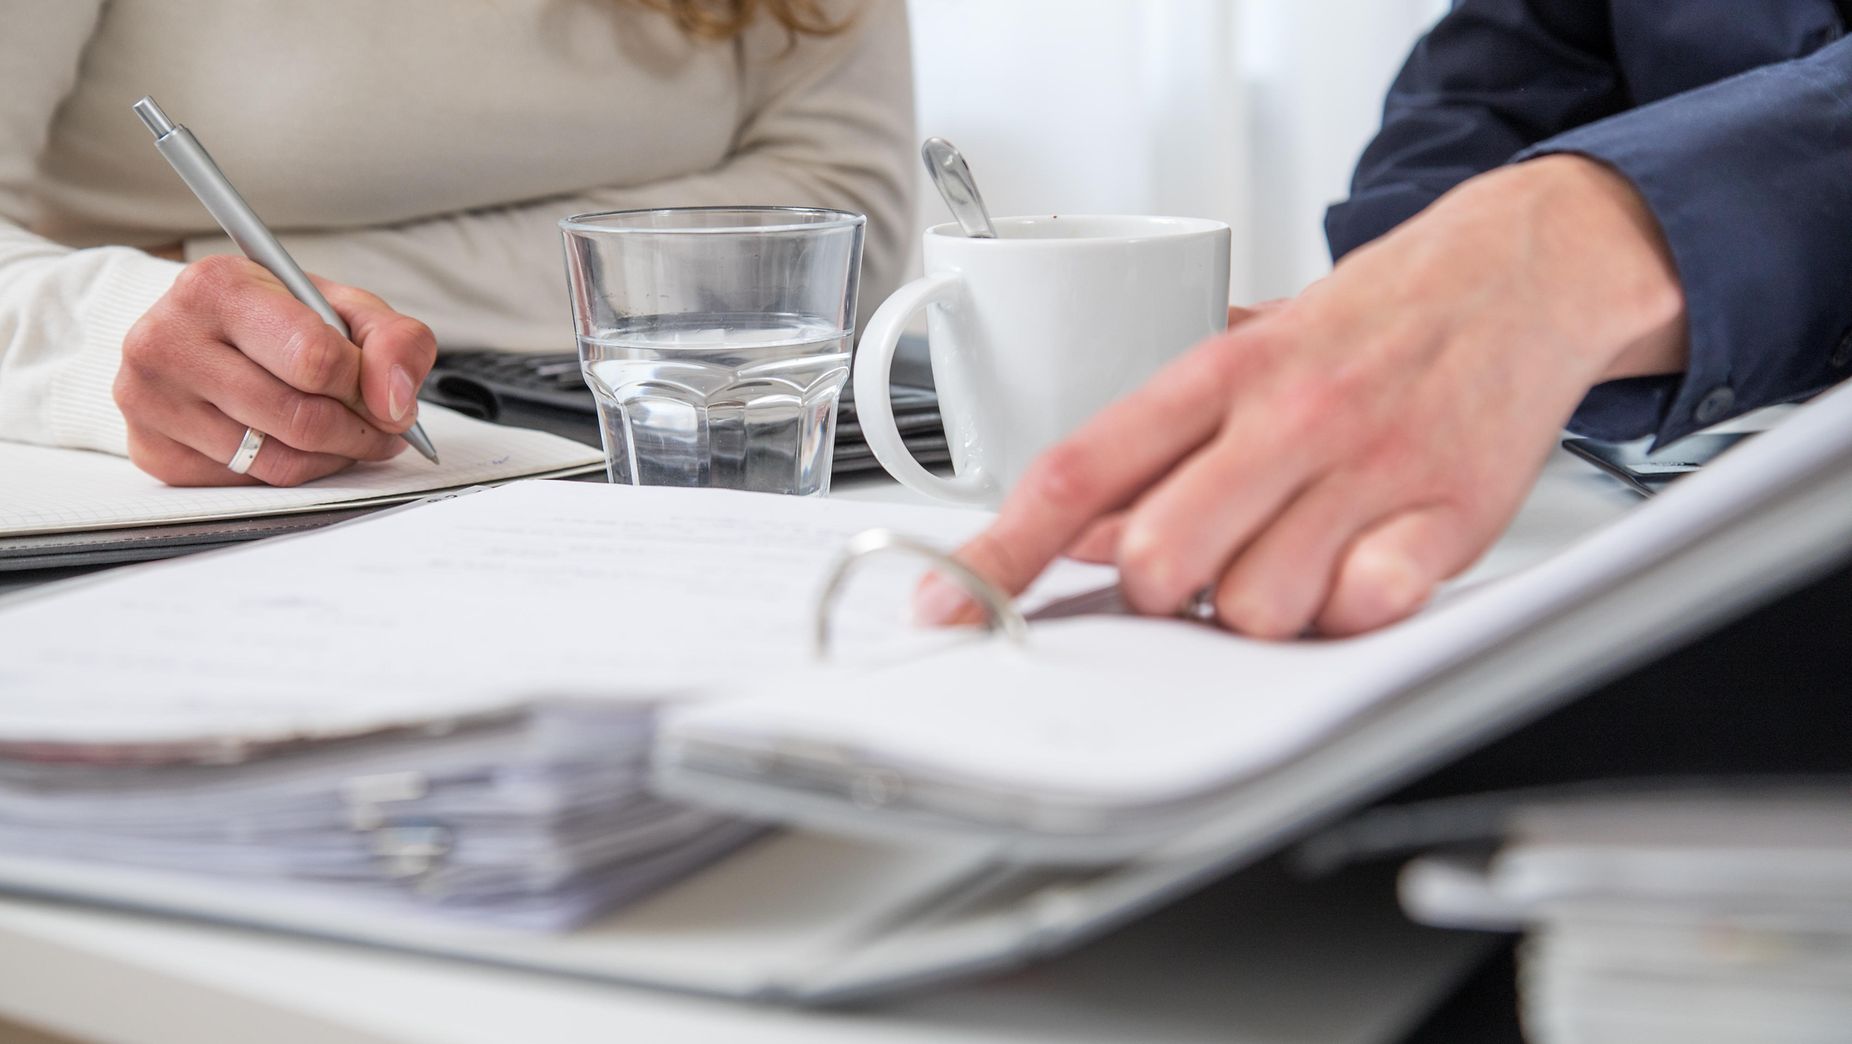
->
[580, 313, 849, 495]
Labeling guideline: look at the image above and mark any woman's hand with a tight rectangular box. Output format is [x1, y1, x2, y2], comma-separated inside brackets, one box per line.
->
[115, 255, 438, 486]
[916, 155, 1689, 638]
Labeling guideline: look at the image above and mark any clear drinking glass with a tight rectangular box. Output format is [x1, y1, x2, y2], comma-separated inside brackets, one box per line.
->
[559, 207, 865, 495]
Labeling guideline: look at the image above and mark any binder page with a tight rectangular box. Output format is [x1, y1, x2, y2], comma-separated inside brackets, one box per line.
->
[0, 482, 1113, 751]
[0, 405, 604, 536]
[662, 380, 1852, 811]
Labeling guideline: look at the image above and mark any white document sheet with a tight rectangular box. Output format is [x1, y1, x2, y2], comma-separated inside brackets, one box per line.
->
[0, 482, 1113, 751]
[662, 379, 1852, 810]
[12, 367, 1835, 809]
[0, 404, 604, 536]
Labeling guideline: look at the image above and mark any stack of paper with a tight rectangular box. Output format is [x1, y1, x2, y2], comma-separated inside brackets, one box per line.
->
[0, 482, 1109, 928]
[0, 704, 756, 930]
[1399, 787, 1852, 1044]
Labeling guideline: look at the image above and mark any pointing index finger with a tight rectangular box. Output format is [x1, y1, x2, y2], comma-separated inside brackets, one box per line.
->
[919, 329, 1252, 621]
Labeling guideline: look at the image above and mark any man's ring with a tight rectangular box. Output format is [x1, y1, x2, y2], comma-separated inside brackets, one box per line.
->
[227, 427, 266, 475]
[1181, 586, 1218, 623]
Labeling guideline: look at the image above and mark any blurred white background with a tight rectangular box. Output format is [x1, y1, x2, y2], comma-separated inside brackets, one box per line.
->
[905, 0, 1448, 302]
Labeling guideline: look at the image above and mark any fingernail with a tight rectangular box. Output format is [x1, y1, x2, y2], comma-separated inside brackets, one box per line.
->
[388, 365, 414, 422]
[913, 573, 976, 627]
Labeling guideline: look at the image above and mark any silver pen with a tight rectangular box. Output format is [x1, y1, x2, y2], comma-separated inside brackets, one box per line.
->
[131, 95, 440, 464]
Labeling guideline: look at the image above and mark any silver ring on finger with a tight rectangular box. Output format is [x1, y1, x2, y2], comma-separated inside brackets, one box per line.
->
[227, 426, 267, 475]
[1180, 585, 1219, 623]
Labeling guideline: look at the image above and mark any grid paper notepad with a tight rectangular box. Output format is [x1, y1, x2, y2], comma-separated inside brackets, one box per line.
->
[0, 405, 605, 536]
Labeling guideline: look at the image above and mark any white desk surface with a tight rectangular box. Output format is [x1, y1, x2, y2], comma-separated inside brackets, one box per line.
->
[0, 859, 1493, 1044]
[0, 452, 1646, 1044]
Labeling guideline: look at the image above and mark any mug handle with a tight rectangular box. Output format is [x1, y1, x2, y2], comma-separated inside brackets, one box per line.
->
[853, 273, 991, 505]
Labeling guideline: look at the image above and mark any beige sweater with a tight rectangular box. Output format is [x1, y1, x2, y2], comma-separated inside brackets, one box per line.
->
[0, 0, 915, 456]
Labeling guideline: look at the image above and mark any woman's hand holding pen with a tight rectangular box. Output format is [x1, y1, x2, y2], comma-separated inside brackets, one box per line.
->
[115, 254, 437, 486]
[917, 155, 1691, 638]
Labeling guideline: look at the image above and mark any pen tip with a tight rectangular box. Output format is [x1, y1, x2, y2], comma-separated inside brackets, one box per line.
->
[403, 423, 441, 465]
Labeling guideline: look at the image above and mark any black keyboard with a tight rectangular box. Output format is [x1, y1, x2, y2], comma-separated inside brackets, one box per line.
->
[422, 337, 949, 477]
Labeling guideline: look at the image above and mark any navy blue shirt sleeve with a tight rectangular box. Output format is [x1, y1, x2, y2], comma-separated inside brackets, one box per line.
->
[1519, 38, 1852, 444]
[1326, 1, 1629, 257]
[1328, 3, 1852, 446]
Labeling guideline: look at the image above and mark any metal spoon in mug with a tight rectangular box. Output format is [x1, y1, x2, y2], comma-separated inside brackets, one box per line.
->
[921, 137, 997, 239]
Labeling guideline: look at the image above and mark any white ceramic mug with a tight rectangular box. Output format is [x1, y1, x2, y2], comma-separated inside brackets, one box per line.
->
[854, 214, 1231, 506]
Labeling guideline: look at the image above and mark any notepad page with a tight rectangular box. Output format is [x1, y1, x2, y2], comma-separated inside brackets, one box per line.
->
[0, 481, 1114, 751]
[0, 405, 604, 536]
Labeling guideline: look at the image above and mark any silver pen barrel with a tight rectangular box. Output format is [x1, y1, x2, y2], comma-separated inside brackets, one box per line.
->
[137, 104, 342, 334]
[132, 96, 440, 464]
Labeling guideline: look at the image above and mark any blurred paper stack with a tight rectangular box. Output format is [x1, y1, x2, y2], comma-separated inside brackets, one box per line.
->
[1400, 786, 1852, 1044]
[0, 704, 759, 931]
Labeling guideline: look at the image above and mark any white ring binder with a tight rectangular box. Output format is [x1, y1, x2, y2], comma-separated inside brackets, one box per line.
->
[813, 528, 1028, 659]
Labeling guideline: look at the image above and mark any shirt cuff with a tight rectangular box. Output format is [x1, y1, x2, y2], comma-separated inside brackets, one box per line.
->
[1515, 43, 1852, 447]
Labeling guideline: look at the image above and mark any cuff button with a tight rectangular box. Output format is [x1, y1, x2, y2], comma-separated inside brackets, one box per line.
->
[1832, 330, 1852, 369]
[1694, 385, 1735, 425]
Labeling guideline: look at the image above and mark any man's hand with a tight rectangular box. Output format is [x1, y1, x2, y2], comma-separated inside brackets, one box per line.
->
[115, 255, 437, 486]
[916, 155, 1688, 638]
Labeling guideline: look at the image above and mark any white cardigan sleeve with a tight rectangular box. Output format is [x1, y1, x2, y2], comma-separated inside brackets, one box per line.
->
[0, 1, 182, 455]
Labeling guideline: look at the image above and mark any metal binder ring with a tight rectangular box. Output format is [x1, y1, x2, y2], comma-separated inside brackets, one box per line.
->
[813, 528, 1028, 660]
